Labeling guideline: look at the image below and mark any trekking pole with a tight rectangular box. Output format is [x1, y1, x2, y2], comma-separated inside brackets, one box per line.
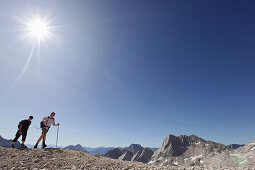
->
[56, 125, 59, 148]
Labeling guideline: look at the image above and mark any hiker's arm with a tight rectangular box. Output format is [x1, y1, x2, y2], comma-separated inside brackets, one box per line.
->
[19, 125, 22, 134]
[27, 125, 30, 131]
[52, 119, 59, 126]
[53, 122, 59, 126]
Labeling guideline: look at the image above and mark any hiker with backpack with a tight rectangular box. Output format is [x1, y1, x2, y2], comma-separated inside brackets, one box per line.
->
[11, 116, 33, 148]
[34, 112, 59, 148]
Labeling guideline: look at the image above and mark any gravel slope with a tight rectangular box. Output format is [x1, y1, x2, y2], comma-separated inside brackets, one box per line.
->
[0, 147, 177, 169]
[1, 146, 253, 169]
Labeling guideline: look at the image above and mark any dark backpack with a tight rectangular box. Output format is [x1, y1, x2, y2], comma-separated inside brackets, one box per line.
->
[40, 121, 45, 128]
[18, 120, 25, 129]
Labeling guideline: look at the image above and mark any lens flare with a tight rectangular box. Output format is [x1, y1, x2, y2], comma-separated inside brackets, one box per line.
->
[19, 15, 57, 45]
[27, 18, 49, 40]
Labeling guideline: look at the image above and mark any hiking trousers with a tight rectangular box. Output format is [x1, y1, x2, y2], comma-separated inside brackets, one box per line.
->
[13, 130, 27, 142]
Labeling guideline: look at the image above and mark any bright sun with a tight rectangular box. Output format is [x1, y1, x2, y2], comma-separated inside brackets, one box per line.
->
[18, 14, 57, 45]
[27, 17, 50, 41]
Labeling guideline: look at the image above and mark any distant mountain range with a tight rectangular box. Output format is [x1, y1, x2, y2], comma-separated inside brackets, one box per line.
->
[0, 135, 20, 148]
[66, 143, 158, 156]
[84, 147, 115, 155]
[104, 144, 154, 163]
[65, 144, 89, 153]
[227, 144, 245, 149]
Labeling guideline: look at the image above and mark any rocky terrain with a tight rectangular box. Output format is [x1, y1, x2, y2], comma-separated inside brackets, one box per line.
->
[1, 134, 255, 169]
[1, 146, 254, 169]
[149, 134, 255, 169]
[0, 147, 181, 169]
[105, 144, 154, 163]
[203, 140, 255, 168]
[64, 144, 89, 153]
[1, 133, 255, 169]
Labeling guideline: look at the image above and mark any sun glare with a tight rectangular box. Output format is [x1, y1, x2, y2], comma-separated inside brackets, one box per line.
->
[27, 17, 50, 41]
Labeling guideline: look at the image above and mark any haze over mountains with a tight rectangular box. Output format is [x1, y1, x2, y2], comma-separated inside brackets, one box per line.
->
[84, 147, 115, 155]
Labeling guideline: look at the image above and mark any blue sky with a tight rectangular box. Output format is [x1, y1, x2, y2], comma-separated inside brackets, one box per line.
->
[0, 0, 255, 147]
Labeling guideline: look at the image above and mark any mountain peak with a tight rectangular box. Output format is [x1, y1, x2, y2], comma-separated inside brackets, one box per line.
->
[151, 134, 230, 166]
[64, 144, 88, 153]
[125, 144, 144, 152]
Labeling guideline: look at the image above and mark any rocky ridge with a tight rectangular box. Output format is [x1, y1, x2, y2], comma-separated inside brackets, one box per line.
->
[105, 144, 154, 163]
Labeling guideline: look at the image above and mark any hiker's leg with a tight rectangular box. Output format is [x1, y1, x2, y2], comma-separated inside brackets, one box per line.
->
[42, 127, 47, 142]
[41, 128, 48, 148]
[43, 132, 47, 142]
[12, 130, 21, 143]
[12, 130, 21, 146]
[21, 131, 27, 144]
[36, 134, 43, 144]
[35, 128, 47, 145]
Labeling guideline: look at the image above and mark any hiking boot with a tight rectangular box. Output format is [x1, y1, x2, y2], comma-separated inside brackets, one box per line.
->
[42, 142, 47, 149]
[20, 144, 28, 149]
[11, 144, 14, 148]
[34, 143, 38, 148]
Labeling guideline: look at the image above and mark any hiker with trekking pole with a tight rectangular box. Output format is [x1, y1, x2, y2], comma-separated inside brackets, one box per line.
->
[11, 116, 33, 149]
[34, 112, 59, 148]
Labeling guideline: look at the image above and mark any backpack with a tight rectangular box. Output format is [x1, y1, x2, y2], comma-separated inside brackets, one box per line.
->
[18, 120, 24, 129]
[40, 116, 53, 128]
[40, 117, 49, 128]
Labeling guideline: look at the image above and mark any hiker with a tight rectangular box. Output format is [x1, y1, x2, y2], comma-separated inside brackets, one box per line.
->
[34, 112, 59, 148]
[12, 116, 33, 148]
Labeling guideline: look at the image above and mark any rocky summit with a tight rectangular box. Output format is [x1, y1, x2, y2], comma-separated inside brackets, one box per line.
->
[150, 134, 230, 166]
[149, 134, 255, 169]
[124, 144, 143, 152]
